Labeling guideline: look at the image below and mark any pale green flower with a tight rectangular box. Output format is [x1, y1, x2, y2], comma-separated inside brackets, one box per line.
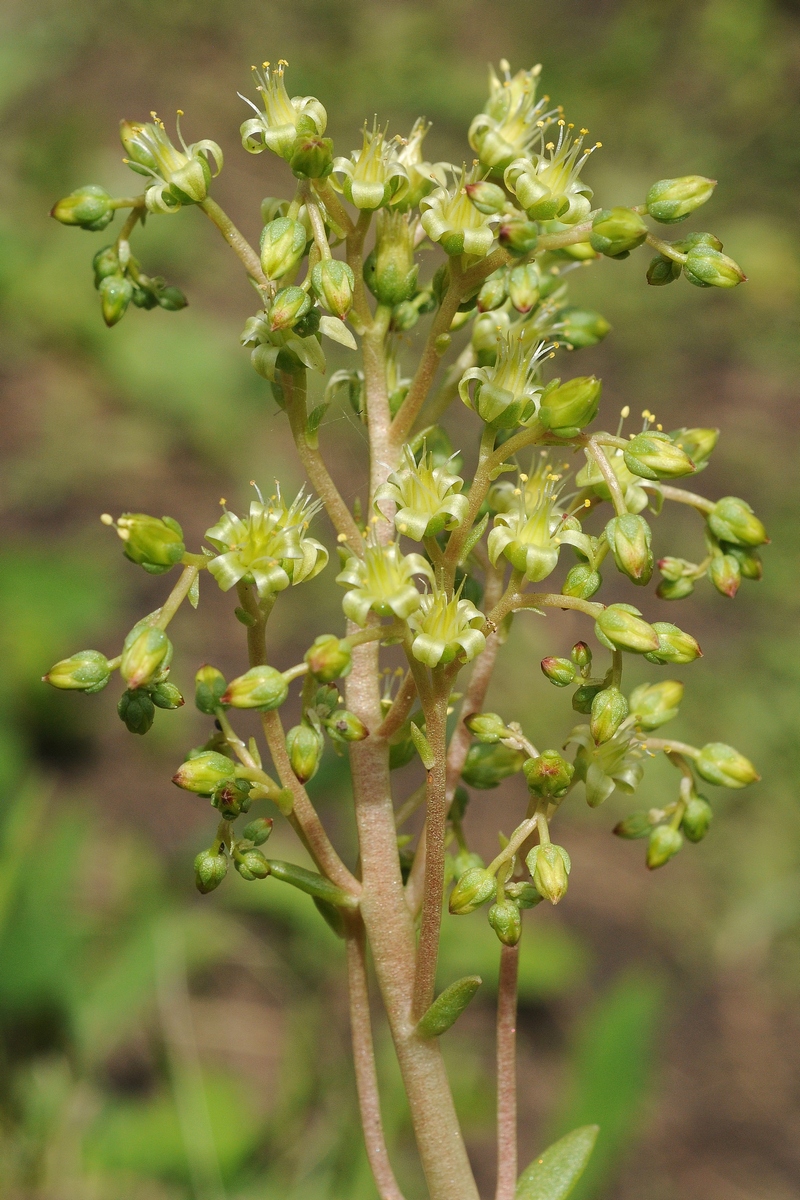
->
[468, 60, 557, 172]
[488, 465, 583, 582]
[408, 588, 486, 668]
[420, 163, 497, 258]
[336, 540, 433, 625]
[391, 118, 450, 210]
[374, 446, 469, 540]
[239, 60, 327, 160]
[331, 121, 408, 210]
[459, 331, 553, 427]
[504, 119, 599, 224]
[121, 114, 222, 214]
[566, 723, 645, 807]
[205, 487, 328, 598]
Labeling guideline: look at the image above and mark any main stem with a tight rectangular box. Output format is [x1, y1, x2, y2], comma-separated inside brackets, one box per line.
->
[495, 944, 519, 1200]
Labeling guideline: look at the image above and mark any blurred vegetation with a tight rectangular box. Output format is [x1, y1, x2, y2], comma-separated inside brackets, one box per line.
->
[1, 0, 799, 1197]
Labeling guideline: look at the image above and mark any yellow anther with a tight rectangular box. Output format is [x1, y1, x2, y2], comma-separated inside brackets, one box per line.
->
[546, 142, 555, 151]
[100, 513, 113, 525]
[595, 141, 603, 148]
[656, 423, 663, 431]
[337, 533, 348, 542]
[219, 497, 226, 506]
[519, 473, 529, 482]
[513, 488, 522, 496]
[621, 405, 630, 418]
[580, 128, 589, 135]
[584, 499, 591, 508]
[177, 108, 184, 116]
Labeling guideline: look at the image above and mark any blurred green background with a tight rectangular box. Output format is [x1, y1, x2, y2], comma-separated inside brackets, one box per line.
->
[1, 1, 799, 1197]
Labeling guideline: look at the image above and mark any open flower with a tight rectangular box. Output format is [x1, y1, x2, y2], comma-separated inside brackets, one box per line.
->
[336, 539, 433, 625]
[239, 60, 327, 160]
[121, 113, 222, 213]
[504, 119, 598, 224]
[205, 487, 328, 598]
[391, 118, 450, 210]
[468, 61, 557, 172]
[420, 163, 497, 258]
[331, 121, 408, 210]
[408, 587, 486, 667]
[374, 445, 469, 540]
[459, 330, 553, 427]
[488, 465, 582, 582]
[566, 723, 645, 807]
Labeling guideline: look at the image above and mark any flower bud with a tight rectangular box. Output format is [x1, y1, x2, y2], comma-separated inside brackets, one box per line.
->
[684, 246, 746, 288]
[269, 285, 312, 331]
[99, 275, 133, 327]
[289, 134, 334, 179]
[559, 307, 612, 348]
[508, 264, 540, 313]
[194, 848, 227, 894]
[656, 576, 695, 601]
[646, 254, 681, 286]
[461, 742, 525, 789]
[523, 750, 574, 798]
[540, 657, 577, 687]
[51, 185, 115, 231]
[243, 817, 274, 845]
[623, 432, 695, 481]
[505, 880, 543, 908]
[629, 680, 683, 730]
[605, 514, 654, 586]
[595, 604, 660, 654]
[526, 843, 570, 905]
[498, 218, 539, 256]
[151, 681, 184, 710]
[538, 376, 602, 438]
[571, 641, 592, 670]
[590, 686, 629, 744]
[92, 245, 121, 284]
[643, 622, 702, 665]
[465, 180, 508, 215]
[325, 709, 369, 743]
[707, 497, 768, 547]
[235, 847, 270, 881]
[646, 176, 716, 224]
[286, 723, 324, 783]
[221, 665, 289, 711]
[590, 208, 648, 258]
[195, 665, 227, 715]
[260, 217, 308, 280]
[572, 682, 604, 714]
[117, 688, 156, 735]
[173, 750, 236, 795]
[709, 553, 741, 598]
[109, 513, 185, 574]
[311, 259, 355, 318]
[449, 866, 497, 915]
[695, 742, 759, 788]
[465, 712, 512, 743]
[304, 635, 352, 683]
[562, 564, 602, 599]
[682, 796, 713, 842]
[725, 543, 763, 581]
[120, 627, 170, 690]
[647, 824, 682, 869]
[211, 778, 252, 820]
[671, 427, 718, 468]
[44, 649, 111, 694]
[489, 899, 522, 946]
[613, 811, 653, 839]
[476, 271, 508, 313]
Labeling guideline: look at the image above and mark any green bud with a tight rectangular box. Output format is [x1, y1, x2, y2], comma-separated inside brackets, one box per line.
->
[304, 634, 352, 683]
[526, 843, 570, 905]
[674, 231, 723, 253]
[364, 210, 419, 306]
[157, 286, 188, 311]
[682, 796, 713, 842]
[120, 626, 170, 690]
[590, 686, 629, 744]
[707, 497, 768, 547]
[505, 880, 543, 908]
[325, 709, 369, 743]
[656, 576, 695, 601]
[523, 750, 574, 798]
[629, 680, 683, 730]
[571, 641, 592, 670]
[559, 307, 611, 348]
[538, 376, 602, 438]
[684, 246, 746, 288]
[195, 665, 227, 714]
[709, 553, 741, 598]
[595, 604, 660, 654]
[508, 264, 540, 314]
[498, 218, 538, 256]
[235, 847, 270, 881]
[461, 742, 525, 789]
[269, 285, 312, 331]
[286, 723, 324, 783]
[647, 824, 682, 869]
[613, 811, 653, 839]
[449, 866, 497, 914]
[51, 185, 115, 231]
[242, 817, 274, 846]
[646, 176, 716, 224]
[289, 134, 334, 179]
[562, 563, 602, 599]
[43, 649, 111, 694]
[465, 712, 512, 743]
[540, 657, 577, 687]
[605, 514, 654, 586]
[150, 681, 184, 710]
[99, 275, 133, 327]
[489, 899, 522, 946]
[117, 688, 155, 735]
[476, 271, 508, 313]
[624, 432, 695, 481]
[311, 259, 355, 318]
[671, 427, 718, 468]
[172, 750, 236, 795]
[646, 254, 681, 286]
[465, 180, 508, 215]
[643, 622, 702, 665]
[194, 848, 228, 894]
[724, 543, 762, 581]
[108, 512, 185, 573]
[416, 975, 483, 1037]
[211, 778, 252, 821]
[93, 245, 121, 283]
[590, 207, 648, 258]
[260, 217, 308, 280]
[221, 665, 288, 711]
[572, 682, 604, 714]
[695, 742, 759, 788]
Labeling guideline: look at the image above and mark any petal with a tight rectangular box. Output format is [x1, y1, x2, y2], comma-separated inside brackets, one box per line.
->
[395, 507, 429, 541]
[411, 632, 445, 668]
[342, 589, 373, 626]
[252, 565, 290, 596]
[207, 552, 246, 592]
[388, 585, 423, 620]
[455, 628, 486, 662]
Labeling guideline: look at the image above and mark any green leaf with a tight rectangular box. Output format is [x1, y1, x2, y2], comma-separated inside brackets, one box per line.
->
[516, 1124, 599, 1200]
[416, 975, 482, 1038]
